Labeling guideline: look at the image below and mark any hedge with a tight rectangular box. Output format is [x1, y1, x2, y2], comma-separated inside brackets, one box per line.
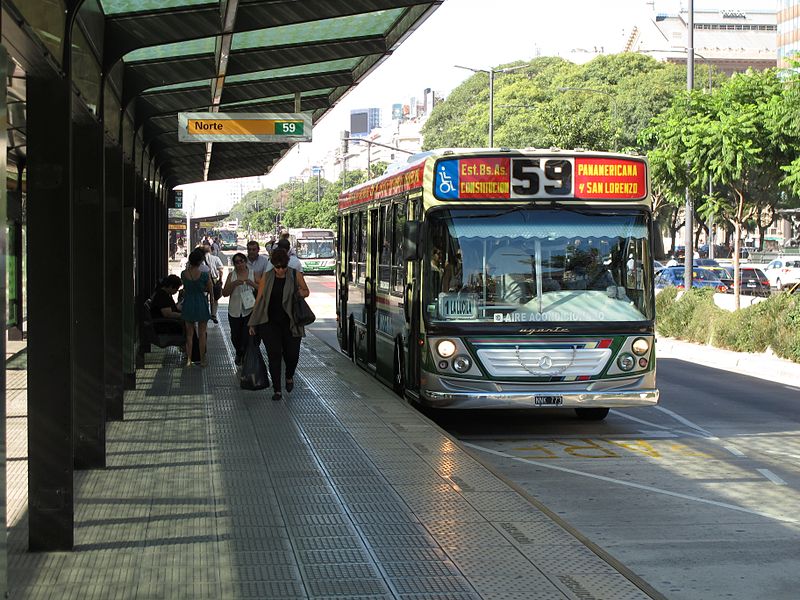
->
[655, 288, 800, 364]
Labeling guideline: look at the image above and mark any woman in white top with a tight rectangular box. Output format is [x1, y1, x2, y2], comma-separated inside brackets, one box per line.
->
[222, 252, 258, 365]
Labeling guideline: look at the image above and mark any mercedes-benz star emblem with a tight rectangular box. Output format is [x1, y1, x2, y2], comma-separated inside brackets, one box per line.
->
[537, 356, 552, 370]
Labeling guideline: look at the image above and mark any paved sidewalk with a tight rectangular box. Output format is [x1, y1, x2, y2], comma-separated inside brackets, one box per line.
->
[5, 313, 664, 599]
[657, 336, 800, 388]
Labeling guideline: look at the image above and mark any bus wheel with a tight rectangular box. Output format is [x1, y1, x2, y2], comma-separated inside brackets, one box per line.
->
[393, 342, 405, 397]
[574, 407, 610, 421]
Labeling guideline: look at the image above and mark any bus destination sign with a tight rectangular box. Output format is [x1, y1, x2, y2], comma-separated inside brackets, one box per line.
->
[574, 157, 646, 199]
[434, 156, 646, 201]
[178, 112, 312, 143]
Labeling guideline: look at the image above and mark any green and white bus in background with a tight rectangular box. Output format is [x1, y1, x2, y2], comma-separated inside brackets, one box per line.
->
[288, 228, 336, 274]
[336, 148, 659, 420]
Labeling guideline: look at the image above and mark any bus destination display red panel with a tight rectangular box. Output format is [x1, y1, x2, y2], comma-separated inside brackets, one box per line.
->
[451, 157, 510, 199]
[434, 156, 647, 201]
[574, 157, 646, 200]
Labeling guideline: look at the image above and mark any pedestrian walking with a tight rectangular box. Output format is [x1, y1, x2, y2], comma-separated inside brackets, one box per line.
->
[245, 240, 272, 283]
[223, 252, 258, 365]
[202, 243, 224, 323]
[275, 238, 304, 272]
[248, 247, 310, 401]
[181, 248, 213, 367]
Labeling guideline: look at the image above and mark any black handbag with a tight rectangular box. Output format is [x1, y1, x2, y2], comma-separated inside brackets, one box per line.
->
[240, 335, 270, 390]
[294, 293, 316, 326]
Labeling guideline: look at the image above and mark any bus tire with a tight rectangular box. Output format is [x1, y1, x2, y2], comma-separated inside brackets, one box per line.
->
[393, 341, 405, 397]
[574, 407, 610, 421]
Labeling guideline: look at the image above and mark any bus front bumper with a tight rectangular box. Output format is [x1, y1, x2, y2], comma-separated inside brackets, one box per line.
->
[419, 372, 659, 409]
[421, 388, 659, 409]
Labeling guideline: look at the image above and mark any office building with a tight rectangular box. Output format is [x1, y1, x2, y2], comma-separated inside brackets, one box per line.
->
[626, 3, 777, 74]
[778, 0, 800, 68]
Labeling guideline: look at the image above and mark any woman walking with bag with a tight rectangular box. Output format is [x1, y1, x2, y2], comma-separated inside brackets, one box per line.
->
[181, 248, 213, 366]
[248, 248, 310, 401]
[223, 252, 258, 365]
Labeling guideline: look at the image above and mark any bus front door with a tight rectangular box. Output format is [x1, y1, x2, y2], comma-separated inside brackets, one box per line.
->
[365, 209, 378, 366]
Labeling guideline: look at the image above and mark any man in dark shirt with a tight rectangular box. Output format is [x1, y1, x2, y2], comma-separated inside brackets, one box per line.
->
[151, 275, 182, 333]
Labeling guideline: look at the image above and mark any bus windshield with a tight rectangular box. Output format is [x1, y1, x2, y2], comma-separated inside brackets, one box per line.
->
[425, 208, 653, 324]
[296, 239, 335, 259]
[219, 230, 237, 243]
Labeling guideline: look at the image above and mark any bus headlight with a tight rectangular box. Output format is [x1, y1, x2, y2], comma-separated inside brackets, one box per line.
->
[436, 340, 457, 358]
[631, 338, 650, 356]
[617, 353, 636, 371]
[452, 355, 472, 373]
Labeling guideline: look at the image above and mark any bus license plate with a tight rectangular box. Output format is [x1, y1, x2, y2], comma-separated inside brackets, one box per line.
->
[534, 395, 563, 406]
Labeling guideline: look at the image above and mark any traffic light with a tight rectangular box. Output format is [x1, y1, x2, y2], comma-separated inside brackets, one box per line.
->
[340, 130, 349, 155]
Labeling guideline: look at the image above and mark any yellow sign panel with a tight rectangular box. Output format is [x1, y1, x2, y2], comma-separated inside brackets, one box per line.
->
[187, 119, 302, 136]
[178, 112, 312, 142]
[168, 223, 186, 230]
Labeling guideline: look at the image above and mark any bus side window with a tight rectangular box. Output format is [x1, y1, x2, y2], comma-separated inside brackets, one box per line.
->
[357, 210, 367, 284]
[378, 205, 391, 291]
[392, 200, 407, 295]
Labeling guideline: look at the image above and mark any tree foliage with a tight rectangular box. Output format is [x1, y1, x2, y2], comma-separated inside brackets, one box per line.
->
[422, 54, 687, 153]
[228, 164, 386, 234]
[641, 67, 800, 307]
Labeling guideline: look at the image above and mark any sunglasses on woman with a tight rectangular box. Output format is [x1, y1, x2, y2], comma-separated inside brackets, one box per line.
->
[273, 264, 288, 269]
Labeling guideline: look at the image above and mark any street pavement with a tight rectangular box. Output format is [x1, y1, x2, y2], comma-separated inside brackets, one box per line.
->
[657, 336, 800, 388]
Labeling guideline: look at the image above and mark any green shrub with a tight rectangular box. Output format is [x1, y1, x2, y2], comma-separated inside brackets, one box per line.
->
[771, 295, 800, 363]
[656, 289, 800, 363]
[656, 287, 724, 344]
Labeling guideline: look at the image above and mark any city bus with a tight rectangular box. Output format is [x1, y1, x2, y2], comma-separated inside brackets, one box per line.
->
[218, 229, 239, 250]
[288, 228, 336, 273]
[336, 148, 658, 420]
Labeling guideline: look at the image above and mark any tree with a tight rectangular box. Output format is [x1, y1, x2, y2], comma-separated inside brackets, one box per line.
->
[422, 54, 687, 154]
[643, 68, 798, 308]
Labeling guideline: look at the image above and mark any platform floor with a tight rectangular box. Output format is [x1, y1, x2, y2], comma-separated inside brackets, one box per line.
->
[6, 314, 660, 599]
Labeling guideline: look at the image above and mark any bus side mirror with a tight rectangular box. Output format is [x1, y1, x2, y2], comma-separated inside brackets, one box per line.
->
[403, 221, 422, 261]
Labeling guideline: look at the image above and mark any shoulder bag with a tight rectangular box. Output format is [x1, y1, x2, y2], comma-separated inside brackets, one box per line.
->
[290, 270, 315, 326]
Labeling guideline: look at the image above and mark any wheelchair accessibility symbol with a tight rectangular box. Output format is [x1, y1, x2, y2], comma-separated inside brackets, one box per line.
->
[436, 163, 459, 198]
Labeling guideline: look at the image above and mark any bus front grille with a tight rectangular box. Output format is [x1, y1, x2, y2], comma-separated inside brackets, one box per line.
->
[475, 347, 612, 378]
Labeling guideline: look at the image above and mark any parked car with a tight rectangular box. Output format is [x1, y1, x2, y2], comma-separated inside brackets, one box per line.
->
[696, 264, 731, 283]
[717, 267, 771, 297]
[693, 258, 720, 267]
[698, 244, 731, 259]
[763, 258, 800, 290]
[653, 260, 665, 274]
[654, 266, 728, 292]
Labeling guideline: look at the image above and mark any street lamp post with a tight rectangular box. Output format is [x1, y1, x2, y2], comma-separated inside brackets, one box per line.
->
[556, 87, 619, 151]
[685, 0, 695, 290]
[454, 64, 527, 147]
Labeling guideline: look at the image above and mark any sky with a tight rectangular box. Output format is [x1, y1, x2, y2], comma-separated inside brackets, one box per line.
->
[180, 0, 756, 216]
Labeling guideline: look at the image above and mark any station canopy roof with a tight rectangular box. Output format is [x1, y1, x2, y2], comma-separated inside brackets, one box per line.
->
[100, 0, 441, 187]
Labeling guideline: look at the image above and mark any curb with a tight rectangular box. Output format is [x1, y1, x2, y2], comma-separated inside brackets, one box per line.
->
[656, 336, 800, 388]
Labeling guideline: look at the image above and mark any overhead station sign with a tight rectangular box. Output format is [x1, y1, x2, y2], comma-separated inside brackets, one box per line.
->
[178, 112, 312, 143]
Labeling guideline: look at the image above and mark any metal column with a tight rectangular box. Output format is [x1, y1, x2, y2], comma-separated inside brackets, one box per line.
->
[26, 74, 74, 551]
[0, 44, 9, 595]
[123, 159, 137, 390]
[72, 119, 107, 469]
[105, 144, 125, 420]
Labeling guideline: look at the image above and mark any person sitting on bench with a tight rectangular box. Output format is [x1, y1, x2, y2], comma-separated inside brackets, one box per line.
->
[150, 275, 183, 333]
